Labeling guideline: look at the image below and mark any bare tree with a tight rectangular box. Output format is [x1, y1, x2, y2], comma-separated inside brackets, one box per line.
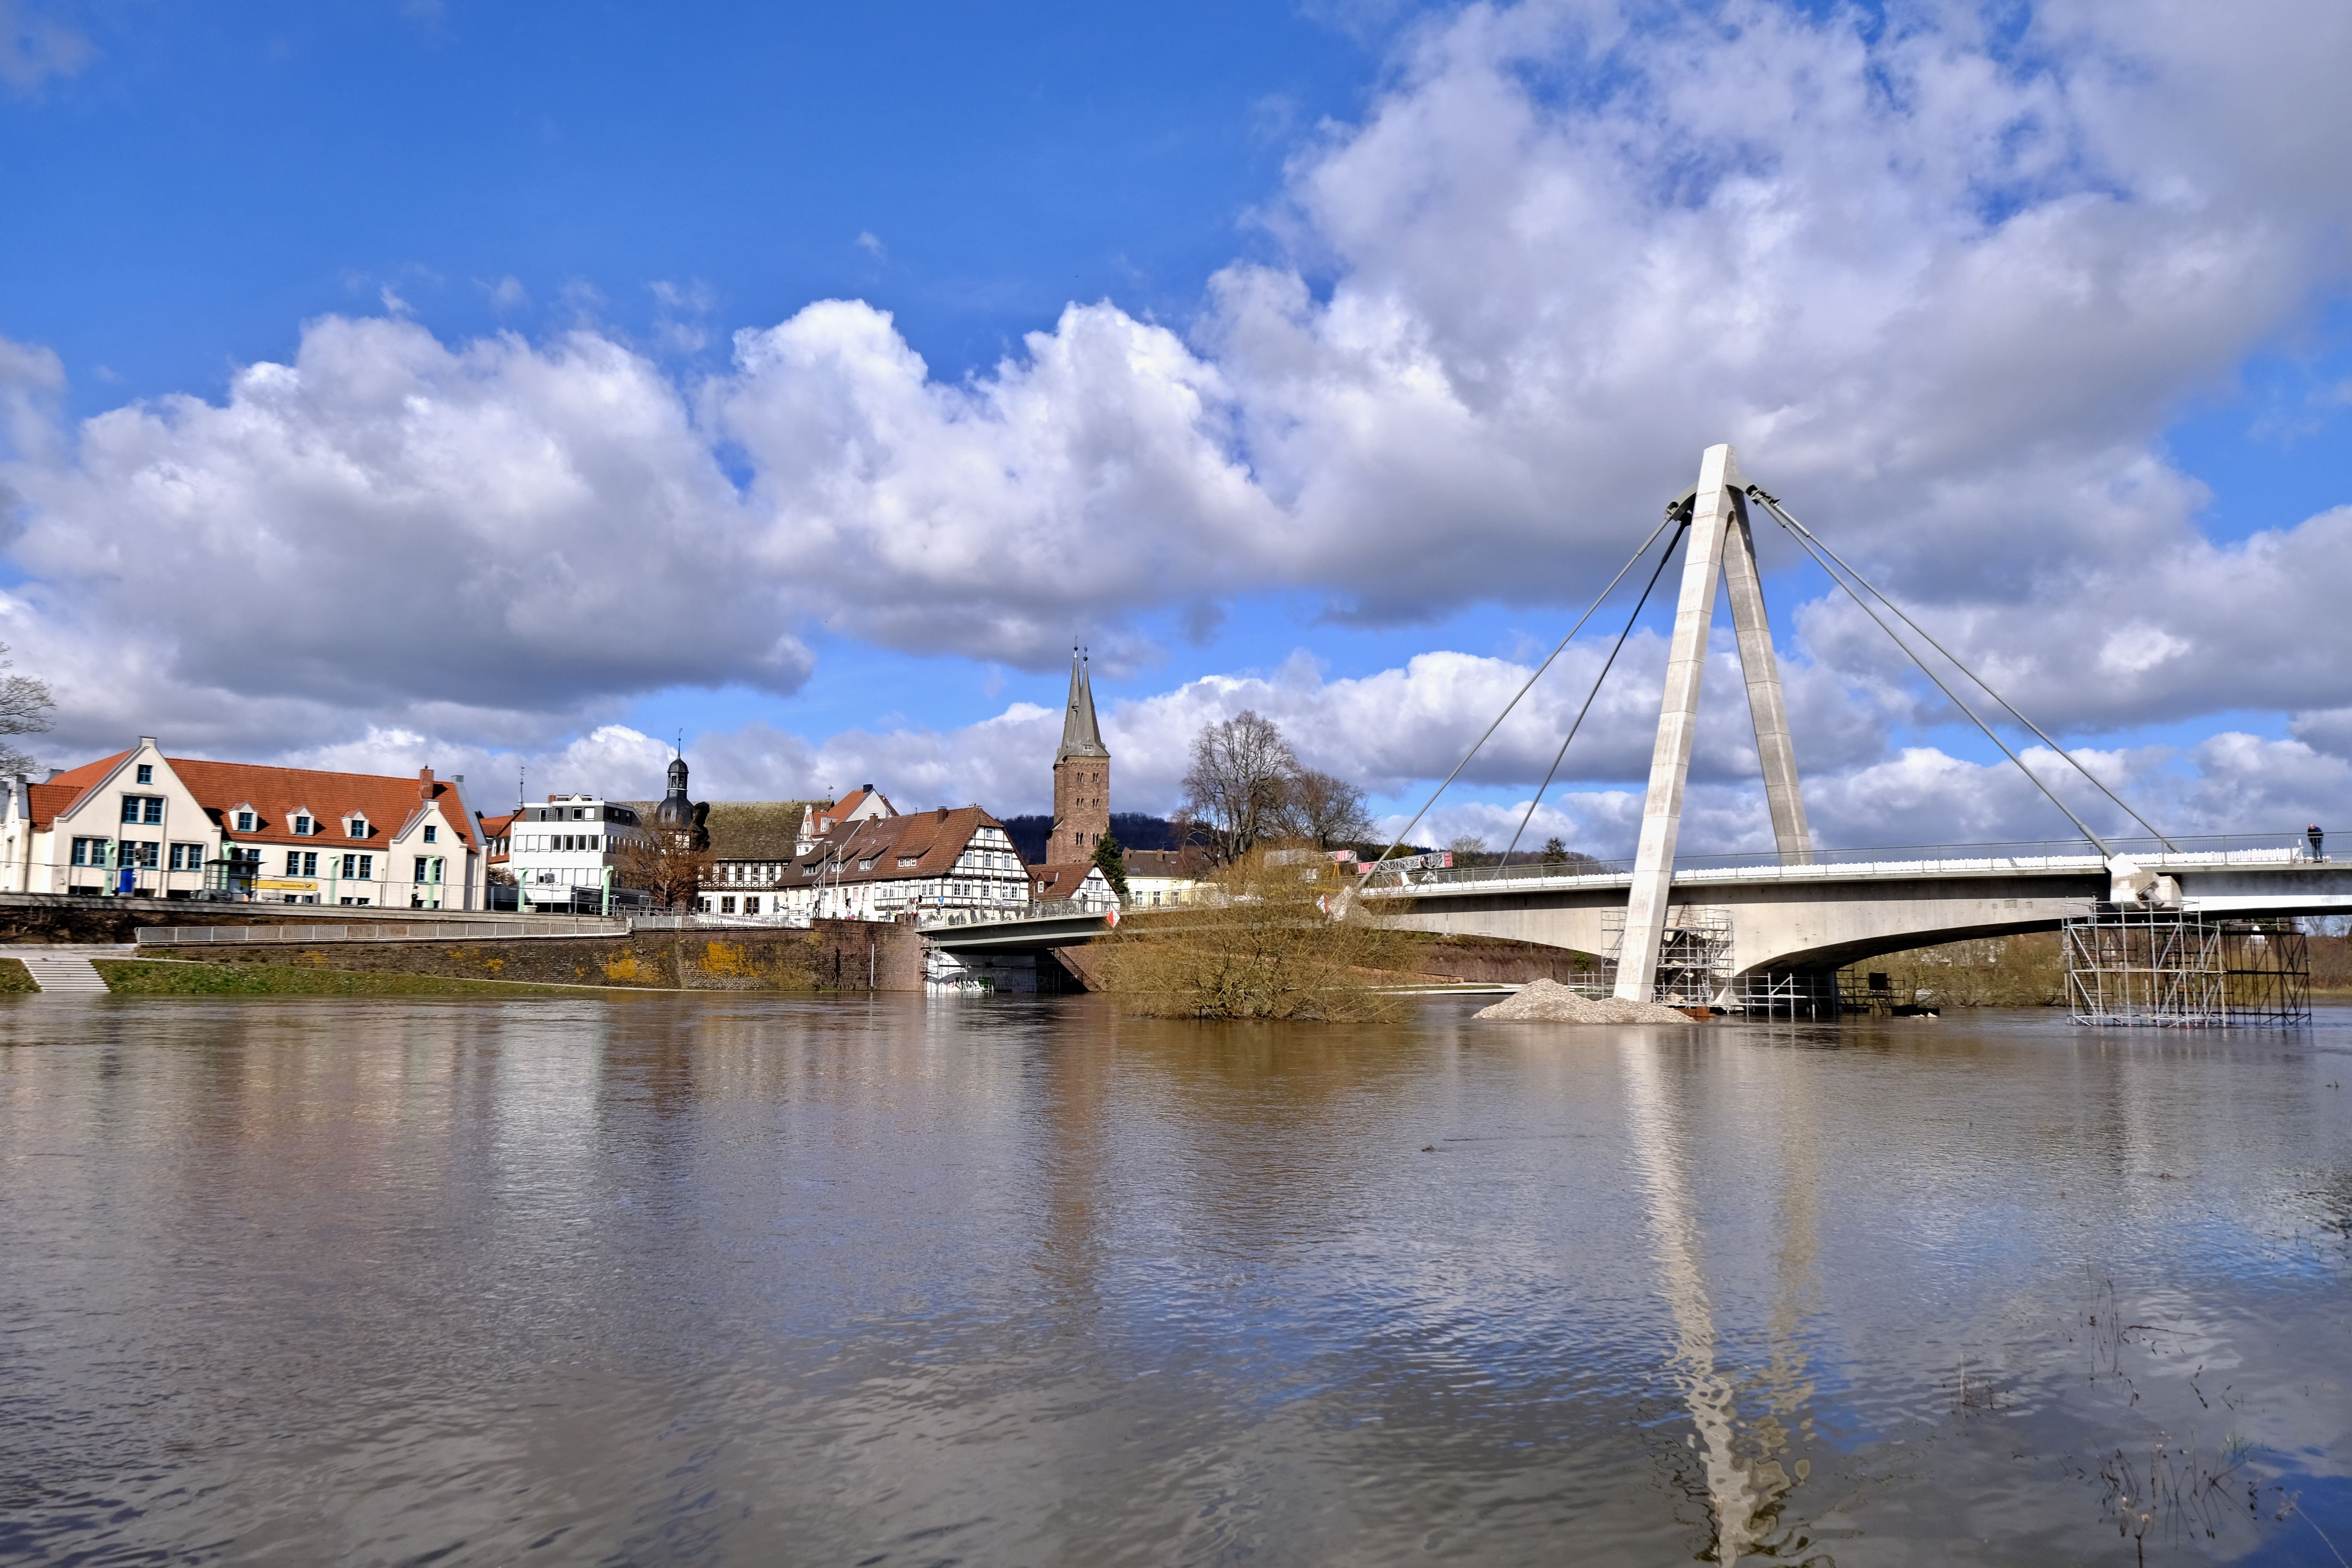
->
[1447, 832, 1494, 868]
[1279, 767, 1374, 850]
[0, 644, 54, 776]
[1181, 709, 1298, 863]
[613, 822, 713, 909]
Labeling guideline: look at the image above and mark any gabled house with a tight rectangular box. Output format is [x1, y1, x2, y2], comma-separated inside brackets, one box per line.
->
[793, 783, 897, 854]
[0, 737, 482, 907]
[774, 805, 1026, 922]
[691, 800, 826, 918]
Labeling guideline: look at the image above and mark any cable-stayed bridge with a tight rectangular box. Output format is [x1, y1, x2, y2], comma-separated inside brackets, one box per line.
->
[1360, 443, 2352, 1004]
[933, 443, 2350, 1007]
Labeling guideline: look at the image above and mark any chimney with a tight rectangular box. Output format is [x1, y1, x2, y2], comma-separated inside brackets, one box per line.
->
[419, 766, 434, 800]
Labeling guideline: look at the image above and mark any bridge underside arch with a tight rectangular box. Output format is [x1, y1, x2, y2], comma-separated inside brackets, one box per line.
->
[1370, 866, 2352, 980]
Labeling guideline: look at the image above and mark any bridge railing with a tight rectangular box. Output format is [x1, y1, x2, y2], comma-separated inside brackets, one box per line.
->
[918, 899, 1116, 931]
[1358, 832, 2319, 894]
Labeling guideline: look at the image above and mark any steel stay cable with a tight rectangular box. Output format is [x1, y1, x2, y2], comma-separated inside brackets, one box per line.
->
[1749, 488, 2176, 851]
[1362, 508, 1683, 881]
[1493, 515, 1689, 877]
[1757, 501, 2114, 855]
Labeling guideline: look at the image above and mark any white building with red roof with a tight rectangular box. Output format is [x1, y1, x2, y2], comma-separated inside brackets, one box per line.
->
[777, 804, 1029, 922]
[0, 737, 483, 907]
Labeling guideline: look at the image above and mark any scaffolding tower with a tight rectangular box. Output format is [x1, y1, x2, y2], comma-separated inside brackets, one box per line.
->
[1603, 907, 1732, 1006]
[2063, 909, 2310, 1027]
[1727, 968, 1844, 1019]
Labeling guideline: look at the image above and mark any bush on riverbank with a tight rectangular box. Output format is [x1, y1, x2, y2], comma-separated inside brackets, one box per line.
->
[1838, 934, 2067, 1007]
[1844, 926, 2352, 1007]
[91, 959, 606, 998]
[1092, 852, 1409, 1021]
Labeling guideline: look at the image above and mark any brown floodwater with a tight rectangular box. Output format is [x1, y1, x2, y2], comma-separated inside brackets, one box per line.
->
[1, 992, 2348, 1565]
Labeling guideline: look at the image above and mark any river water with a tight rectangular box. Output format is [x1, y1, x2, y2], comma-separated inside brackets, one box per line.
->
[2, 994, 2348, 1566]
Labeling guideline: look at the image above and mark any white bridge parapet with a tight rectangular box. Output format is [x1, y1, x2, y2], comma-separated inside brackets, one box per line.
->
[1361, 835, 2311, 898]
[1360, 833, 2348, 983]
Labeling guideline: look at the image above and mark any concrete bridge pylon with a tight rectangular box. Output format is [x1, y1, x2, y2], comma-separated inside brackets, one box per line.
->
[1616, 443, 1812, 1002]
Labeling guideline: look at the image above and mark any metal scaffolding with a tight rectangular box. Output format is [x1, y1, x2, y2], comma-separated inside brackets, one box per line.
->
[1603, 906, 1732, 1006]
[2063, 909, 2310, 1027]
[1728, 969, 1844, 1019]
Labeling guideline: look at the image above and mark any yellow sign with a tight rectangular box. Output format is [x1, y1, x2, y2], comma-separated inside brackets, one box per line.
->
[254, 879, 318, 892]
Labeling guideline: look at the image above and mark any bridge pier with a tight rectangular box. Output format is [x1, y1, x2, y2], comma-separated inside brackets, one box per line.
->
[1619, 444, 1814, 1001]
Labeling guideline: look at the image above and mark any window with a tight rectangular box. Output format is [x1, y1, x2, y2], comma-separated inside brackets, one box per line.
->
[285, 851, 316, 877]
[357, 854, 371, 879]
[349, 817, 369, 838]
[235, 809, 255, 831]
[340, 853, 373, 879]
[135, 764, 153, 784]
[429, 857, 442, 883]
[720, 896, 736, 914]
[125, 840, 159, 868]
[70, 837, 103, 866]
[414, 857, 430, 883]
[897, 855, 919, 868]
[292, 815, 313, 836]
[422, 825, 437, 844]
[168, 844, 203, 871]
[121, 795, 163, 824]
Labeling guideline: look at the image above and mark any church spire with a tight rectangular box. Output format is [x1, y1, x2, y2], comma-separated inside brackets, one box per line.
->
[1056, 646, 1109, 762]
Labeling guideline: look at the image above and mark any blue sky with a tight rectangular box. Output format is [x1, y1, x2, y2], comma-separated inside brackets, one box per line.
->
[4, 0, 2351, 850]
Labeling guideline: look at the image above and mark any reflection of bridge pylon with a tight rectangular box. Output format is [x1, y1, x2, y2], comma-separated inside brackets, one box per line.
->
[1617, 444, 1811, 1003]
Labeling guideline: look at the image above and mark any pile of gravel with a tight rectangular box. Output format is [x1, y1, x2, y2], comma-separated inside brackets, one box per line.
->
[1472, 978, 1695, 1024]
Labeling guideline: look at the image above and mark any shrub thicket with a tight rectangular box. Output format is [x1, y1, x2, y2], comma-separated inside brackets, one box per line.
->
[1092, 851, 1408, 1020]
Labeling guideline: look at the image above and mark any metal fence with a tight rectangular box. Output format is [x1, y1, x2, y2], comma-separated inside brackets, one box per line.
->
[137, 917, 628, 946]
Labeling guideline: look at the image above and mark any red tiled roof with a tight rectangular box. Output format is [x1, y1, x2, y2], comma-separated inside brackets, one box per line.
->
[32, 751, 477, 850]
[787, 805, 1003, 885]
[1028, 863, 1108, 898]
[23, 751, 130, 829]
[174, 759, 479, 850]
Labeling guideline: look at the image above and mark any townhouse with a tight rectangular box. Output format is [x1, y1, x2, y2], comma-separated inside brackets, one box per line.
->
[0, 737, 482, 908]
[774, 806, 1029, 921]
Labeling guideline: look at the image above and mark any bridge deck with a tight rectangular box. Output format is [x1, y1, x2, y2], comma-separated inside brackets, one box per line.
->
[1361, 837, 2311, 902]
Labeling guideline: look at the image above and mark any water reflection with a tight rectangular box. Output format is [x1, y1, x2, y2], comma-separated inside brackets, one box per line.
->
[0, 996, 2345, 1565]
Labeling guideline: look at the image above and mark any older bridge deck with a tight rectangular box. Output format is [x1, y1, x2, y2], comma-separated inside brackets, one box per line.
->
[1358, 835, 2349, 976]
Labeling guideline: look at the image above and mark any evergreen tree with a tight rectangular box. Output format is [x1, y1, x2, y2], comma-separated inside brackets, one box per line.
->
[1091, 831, 1131, 905]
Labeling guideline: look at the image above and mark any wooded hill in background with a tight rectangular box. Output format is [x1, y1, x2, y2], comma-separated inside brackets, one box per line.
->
[1002, 813, 1177, 864]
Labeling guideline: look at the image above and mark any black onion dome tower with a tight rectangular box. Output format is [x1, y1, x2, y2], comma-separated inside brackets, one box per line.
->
[656, 752, 702, 844]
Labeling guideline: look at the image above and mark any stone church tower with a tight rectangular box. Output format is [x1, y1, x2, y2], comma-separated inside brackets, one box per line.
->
[1047, 648, 1110, 864]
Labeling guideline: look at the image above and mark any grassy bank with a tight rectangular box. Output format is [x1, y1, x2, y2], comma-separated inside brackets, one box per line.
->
[1839, 929, 2352, 1006]
[1092, 853, 1411, 1020]
[0, 958, 35, 993]
[92, 958, 617, 998]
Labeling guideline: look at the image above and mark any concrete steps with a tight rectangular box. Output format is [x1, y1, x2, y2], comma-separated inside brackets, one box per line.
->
[4, 947, 120, 994]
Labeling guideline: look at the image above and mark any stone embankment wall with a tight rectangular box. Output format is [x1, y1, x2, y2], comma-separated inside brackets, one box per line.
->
[138, 919, 924, 992]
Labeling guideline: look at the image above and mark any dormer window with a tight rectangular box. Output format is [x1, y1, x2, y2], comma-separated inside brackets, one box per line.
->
[897, 855, 919, 868]
[234, 807, 256, 832]
[292, 814, 314, 836]
[859, 857, 878, 871]
[347, 816, 370, 839]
